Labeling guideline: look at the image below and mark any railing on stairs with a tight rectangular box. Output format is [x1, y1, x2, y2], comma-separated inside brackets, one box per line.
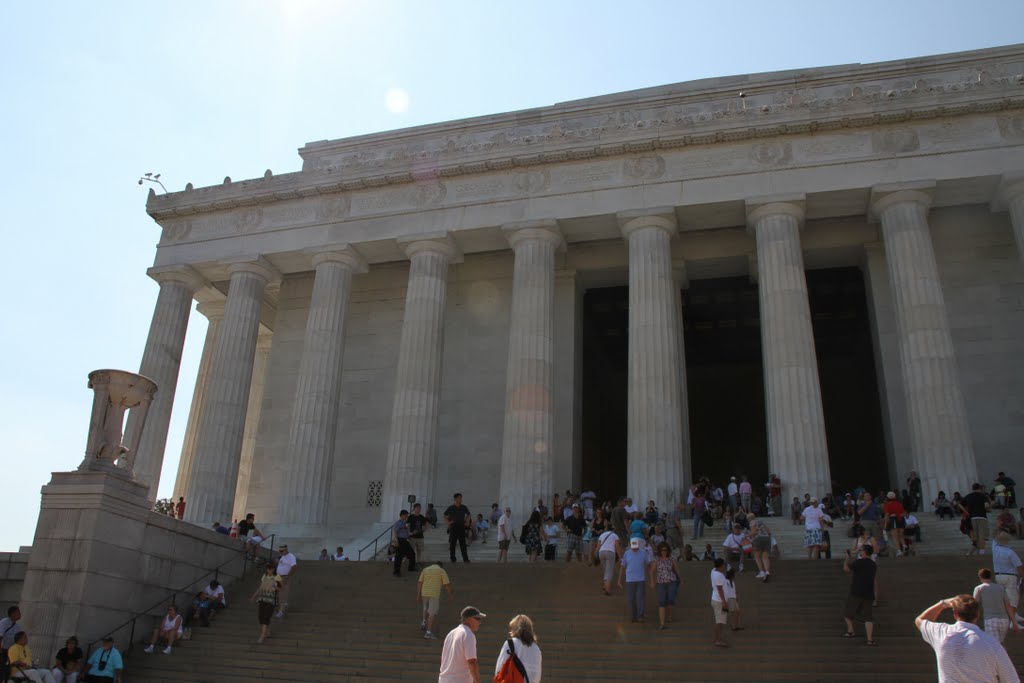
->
[82, 533, 276, 660]
[357, 525, 392, 561]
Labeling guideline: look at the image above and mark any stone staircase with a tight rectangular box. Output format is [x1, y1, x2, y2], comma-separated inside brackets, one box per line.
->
[127, 555, 1023, 683]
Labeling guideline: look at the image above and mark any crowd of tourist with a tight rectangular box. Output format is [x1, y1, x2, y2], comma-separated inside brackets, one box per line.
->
[1, 606, 124, 683]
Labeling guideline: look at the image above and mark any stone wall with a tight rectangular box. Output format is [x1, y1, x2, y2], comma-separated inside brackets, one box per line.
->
[0, 551, 29, 605]
[20, 470, 248, 659]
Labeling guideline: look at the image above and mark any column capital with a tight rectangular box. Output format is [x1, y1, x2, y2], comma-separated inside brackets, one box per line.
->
[220, 255, 282, 285]
[617, 208, 677, 239]
[869, 181, 935, 220]
[146, 265, 207, 293]
[305, 243, 369, 273]
[397, 232, 463, 263]
[745, 195, 806, 231]
[196, 300, 226, 321]
[502, 219, 565, 250]
[992, 172, 1024, 211]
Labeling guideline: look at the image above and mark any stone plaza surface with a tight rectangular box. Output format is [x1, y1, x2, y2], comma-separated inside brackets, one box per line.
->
[112, 44, 1024, 551]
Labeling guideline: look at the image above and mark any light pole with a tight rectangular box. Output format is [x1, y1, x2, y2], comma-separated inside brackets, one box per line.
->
[138, 172, 167, 193]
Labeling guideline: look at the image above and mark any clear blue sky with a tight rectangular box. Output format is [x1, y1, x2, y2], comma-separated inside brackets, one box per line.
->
[1, 0, 1021, 552]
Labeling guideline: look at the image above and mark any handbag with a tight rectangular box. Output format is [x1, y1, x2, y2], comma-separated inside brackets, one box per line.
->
[701, 510, 714, 527]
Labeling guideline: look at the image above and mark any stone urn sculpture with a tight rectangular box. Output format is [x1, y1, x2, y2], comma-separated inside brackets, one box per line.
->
[79, 369, 158, 476]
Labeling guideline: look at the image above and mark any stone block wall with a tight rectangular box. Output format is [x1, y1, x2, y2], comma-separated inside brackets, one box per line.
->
[20, 471, 248, 660]
[0, 551, 29, 605]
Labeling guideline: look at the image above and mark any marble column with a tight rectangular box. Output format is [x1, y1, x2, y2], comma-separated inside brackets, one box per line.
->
[379, 234, 460, 520]
[871, 184, 977, 502]
[619, 209, 685, 509]
[279, 246, 367, 528]
[997, 176, 1024, 261]
[173, 300, 223, 502]
[498, 221, 563, 522]
[673, 264, 693, 495]
[184, 257, 279, 523]
[124, 265, 206, 498]
[747, 198, 832, 502]
[233, 326, 273, 522]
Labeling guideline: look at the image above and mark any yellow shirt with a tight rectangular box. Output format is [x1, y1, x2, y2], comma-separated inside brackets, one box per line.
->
[7, 643, 31, 676]
[418, 564, 450, 598]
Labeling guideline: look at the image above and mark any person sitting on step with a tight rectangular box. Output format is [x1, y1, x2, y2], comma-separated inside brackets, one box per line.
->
[143, 606, 182, 655]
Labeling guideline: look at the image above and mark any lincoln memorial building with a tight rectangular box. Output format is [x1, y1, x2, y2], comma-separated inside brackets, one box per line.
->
[130, 44, 1024, 546]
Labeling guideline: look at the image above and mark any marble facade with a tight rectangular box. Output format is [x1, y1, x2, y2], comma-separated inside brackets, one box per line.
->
[134, 45, 1024, 546]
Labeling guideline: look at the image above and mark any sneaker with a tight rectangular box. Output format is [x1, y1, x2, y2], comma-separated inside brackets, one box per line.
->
[755, 571, 766, 579]
[143, 645, 154, 654]
[275, 611, 285, 619]
[895, 551, 903, 558]
[424, 631, 436, 640]
[738, 564, 744, 572]
[163, 646, 172, 655]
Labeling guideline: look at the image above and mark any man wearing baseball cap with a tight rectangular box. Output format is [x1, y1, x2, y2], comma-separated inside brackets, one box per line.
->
[439, 606, 486, 683]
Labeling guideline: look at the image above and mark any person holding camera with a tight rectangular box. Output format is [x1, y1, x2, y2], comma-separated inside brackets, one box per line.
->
[81, 636, 122, 683]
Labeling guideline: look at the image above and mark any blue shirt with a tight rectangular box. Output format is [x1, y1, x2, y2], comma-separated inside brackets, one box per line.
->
[620, 548, 651, 582]
[86, 647, 123, 678]
[394, 519, 410, 540]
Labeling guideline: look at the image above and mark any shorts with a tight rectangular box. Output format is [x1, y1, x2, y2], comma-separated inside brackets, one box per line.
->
[727, 597, 739, 612]
[844, 596, 874, 623]
[996, 574, 1020, 608]
[887, 517, 906, 530]
[499, 540, 511, 550]
[983, 617, 1010, 643]
[247, 535, 263, 545]
[567, 534, 583, 555]
[656, 581, 679, 607]
[753, 536, 771, 553]
[257, 601, 274, 625]
[712, 600, 728, 625]
[423, 596, 440, 616]
[804, 528, 823, 547]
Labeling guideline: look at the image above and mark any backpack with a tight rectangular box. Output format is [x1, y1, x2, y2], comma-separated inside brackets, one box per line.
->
[494, 638, 529, 683]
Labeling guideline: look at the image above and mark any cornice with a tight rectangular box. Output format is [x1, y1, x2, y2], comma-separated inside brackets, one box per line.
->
[146, 46, 1024, 221]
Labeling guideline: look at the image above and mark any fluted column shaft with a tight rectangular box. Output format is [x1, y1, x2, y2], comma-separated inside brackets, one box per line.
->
[279, 247, 366, 526]
[184, 259, 278, 523]
[498, 222, 562, 522]
[620, 212, 685, 509]
[1005, 181, 1024, 261]
[673, 267, 692, 494]
[873, 189, 977, 502]
[173, 302, 223, 502]
[125, 266, 205, 497]
[380, 237, 459, 520]
[749, 201, 832, 503]
[233, 328, 273, 522]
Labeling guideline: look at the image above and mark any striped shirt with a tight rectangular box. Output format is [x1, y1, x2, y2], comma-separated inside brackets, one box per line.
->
[918, 620, 1019, 683]
[417, 564, 450, 598]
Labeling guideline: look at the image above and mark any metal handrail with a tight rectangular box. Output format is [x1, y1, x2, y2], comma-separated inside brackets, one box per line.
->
[82, 533, 276, 658]
[357, 525, 392, 561]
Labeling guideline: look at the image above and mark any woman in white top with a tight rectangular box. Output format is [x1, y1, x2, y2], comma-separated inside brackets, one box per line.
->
[144, 605, 182, 654]
[494, 614, 542, 683]
[596, 529, 621, 595]
[800, 498, 825, 560]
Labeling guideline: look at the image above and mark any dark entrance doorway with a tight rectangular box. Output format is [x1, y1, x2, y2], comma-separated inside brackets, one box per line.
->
[579, 266, 889, 503]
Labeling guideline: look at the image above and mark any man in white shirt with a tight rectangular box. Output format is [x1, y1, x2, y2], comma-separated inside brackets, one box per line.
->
[580, 489, 596, 521]
[624, 498, 638, 514]
[915, 594, 1018, 683]
[439, 606, 485, 683]
[727, 478, 739, 511]
[496, 508, 513, 564]
[275, 544, 298, 619]
[204, 579, 226, 612]
[992, 532, 1023, 623]
[721, 525, 747, 572]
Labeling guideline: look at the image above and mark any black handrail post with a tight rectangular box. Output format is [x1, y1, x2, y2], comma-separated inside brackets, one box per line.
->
[128, 619, 136, 654]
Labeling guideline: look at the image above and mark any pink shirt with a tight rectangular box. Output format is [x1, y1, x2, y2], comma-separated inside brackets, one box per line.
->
[739, 482, 752, 495]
